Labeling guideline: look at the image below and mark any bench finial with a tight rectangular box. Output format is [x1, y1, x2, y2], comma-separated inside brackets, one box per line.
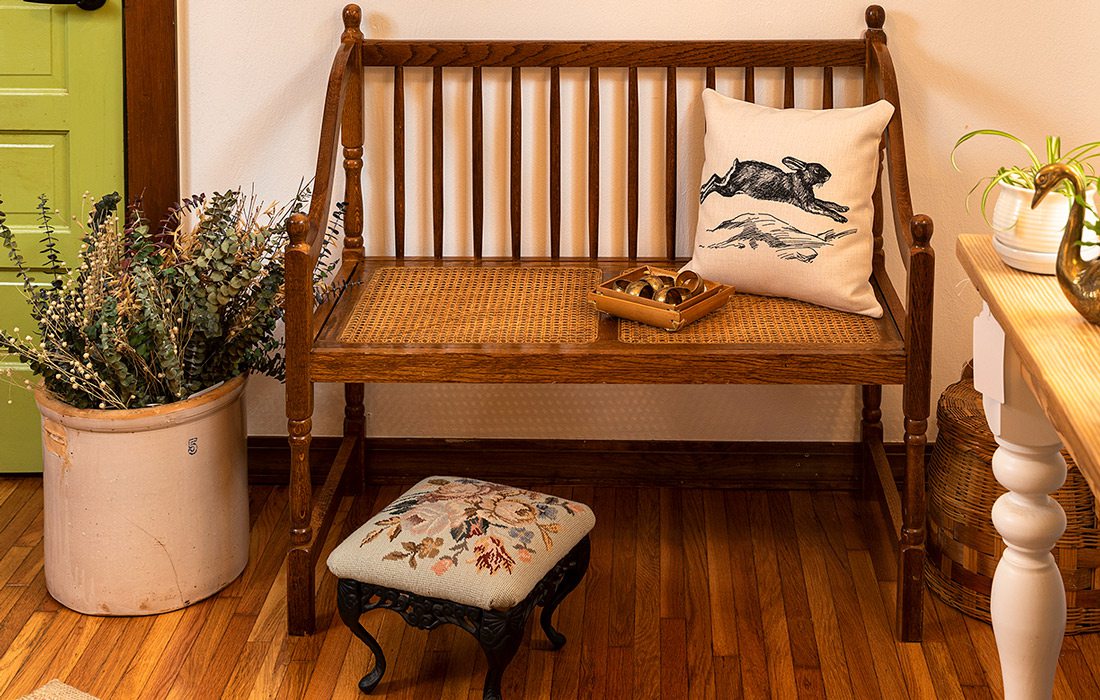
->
[343, 4, 362, 32]
[865, 5, 885, 30]
[911, 214, 934, 247]
[288, 212, 309, 246]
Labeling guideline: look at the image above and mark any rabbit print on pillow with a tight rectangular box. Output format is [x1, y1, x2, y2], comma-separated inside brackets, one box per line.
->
[683, 89, 894, 317]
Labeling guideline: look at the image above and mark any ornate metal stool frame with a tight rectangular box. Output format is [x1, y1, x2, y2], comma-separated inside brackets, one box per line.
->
[336, 536, 591, 700]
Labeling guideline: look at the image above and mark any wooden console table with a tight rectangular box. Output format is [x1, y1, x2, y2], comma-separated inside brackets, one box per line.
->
[958, 235, 1100, 699]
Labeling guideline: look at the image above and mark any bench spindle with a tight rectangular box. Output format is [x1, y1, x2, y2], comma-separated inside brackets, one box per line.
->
[550, 66, 561, 259]
[823, 65, 834, 109]
[745, 66, 755, 102]
[588, 67, 600, 259]
[665, 66, 677, 259]
[432, 66, 444, 258]
[472, 66, 484, 259]
[393, 66, 405, 258]
[784, 66, 795, 108]
[871, 148, 887, 273]
[706, 66, 716, 90]
[511, 67, 522, 259]
[864, 61, 886, 274]
[342, 55, 364, 260]
[628, 66, 639, 260]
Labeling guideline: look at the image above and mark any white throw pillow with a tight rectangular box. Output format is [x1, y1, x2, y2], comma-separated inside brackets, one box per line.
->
[683, 89, 894, 318]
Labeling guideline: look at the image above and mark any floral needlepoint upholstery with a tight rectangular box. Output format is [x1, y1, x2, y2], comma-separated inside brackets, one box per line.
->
[327, 477, 596, 611]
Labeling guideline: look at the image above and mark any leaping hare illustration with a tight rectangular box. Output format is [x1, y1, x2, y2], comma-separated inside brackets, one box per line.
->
[699, 156, 850, 223]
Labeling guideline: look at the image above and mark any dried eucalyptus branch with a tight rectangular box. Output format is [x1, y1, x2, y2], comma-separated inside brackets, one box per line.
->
[0, 186, 339, 409]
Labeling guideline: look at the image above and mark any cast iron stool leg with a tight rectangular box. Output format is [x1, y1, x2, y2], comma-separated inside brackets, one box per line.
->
[336, 538, 591, 698]
[477, 606, 530, 700]
[540, 536, 591, 649]
[338, 581, 387, 693]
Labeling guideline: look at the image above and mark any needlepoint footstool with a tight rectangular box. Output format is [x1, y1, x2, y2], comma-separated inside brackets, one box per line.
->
[327, 476, 595, 699]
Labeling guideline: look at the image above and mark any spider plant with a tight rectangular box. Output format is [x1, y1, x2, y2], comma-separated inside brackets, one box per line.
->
[950, 130, 1100, 224]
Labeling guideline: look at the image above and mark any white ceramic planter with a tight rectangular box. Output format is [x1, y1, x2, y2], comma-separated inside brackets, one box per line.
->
[35, 376, 249, 615]
[991, 181, 1098, 274]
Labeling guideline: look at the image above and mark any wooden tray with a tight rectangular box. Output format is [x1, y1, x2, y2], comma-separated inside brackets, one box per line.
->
[587, 266, 735, 331]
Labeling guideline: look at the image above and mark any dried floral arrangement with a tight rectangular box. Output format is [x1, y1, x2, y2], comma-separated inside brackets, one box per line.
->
[0, 189, 340, 409]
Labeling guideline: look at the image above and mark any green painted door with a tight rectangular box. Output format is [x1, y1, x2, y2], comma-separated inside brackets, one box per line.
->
[0, 0, 124, 472]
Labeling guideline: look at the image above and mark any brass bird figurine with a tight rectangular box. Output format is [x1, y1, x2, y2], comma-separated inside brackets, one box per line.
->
[1031, 163, 1100, 324]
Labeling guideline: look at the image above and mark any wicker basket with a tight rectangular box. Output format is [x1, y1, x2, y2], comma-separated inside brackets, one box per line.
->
[926, 375, 1100, 633]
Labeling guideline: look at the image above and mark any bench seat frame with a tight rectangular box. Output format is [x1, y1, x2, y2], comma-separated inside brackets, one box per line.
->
[285, 4, 934, 642]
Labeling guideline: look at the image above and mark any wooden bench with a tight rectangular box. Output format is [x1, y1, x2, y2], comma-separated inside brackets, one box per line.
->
[285, 3, 935, 642]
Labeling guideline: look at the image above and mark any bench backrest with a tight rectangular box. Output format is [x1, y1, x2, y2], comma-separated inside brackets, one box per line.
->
[304, 4, 914, 277]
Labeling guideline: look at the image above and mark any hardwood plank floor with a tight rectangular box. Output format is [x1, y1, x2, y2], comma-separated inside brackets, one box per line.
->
[0, 477, 1097, 699]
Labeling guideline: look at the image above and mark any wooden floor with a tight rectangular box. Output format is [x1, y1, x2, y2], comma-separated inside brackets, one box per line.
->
[2, 479, 1100, 699]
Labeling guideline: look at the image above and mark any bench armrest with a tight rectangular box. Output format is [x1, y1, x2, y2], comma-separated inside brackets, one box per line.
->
[286, 9, 364, 356]
[869, 39, 920, 257]
[865, 16, 934, 421]
[292, 39, 356, 264]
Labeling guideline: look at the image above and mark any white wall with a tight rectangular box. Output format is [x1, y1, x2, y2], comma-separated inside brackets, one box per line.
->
[178, 1, 1100, 443]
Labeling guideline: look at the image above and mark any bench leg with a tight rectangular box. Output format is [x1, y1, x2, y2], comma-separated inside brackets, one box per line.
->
[345, 381, 367, 484]
[539, 536, 590, 649]
[897, 412, 928, 642]
[345, 383, 371, 526]
[860, 384, 883, 499]
[288, 381, 315, 636]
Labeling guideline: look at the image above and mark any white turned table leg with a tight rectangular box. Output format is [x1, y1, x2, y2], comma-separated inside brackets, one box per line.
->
[973, 303, 1067, 700]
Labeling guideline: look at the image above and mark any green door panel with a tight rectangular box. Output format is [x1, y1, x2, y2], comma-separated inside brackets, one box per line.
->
[0, 275, 46, 471]
[0, 360, 41, 472]
[0, 0, 124, 472]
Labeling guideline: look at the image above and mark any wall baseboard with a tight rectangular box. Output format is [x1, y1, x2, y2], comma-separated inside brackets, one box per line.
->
[248, 436, 917, 490]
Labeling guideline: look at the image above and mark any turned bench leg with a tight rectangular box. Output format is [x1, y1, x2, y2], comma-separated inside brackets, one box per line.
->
[287, 381, 315, 636]
[343, 383, 369, 519]
[897, 412, 928, 642]
[898, 213, 934, 642]
[344, 383, 365, 468]
[861, 381, 926, 642]
[860, 384, 884, 499]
